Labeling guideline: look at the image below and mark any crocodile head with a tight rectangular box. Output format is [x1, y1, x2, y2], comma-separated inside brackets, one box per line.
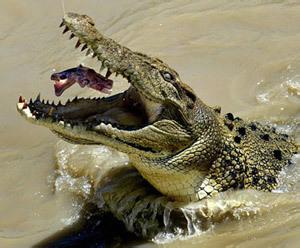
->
[17, 13, 224, 201]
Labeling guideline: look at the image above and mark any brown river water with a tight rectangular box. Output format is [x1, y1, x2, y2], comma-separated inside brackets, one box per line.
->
[1, 0, 300, 247]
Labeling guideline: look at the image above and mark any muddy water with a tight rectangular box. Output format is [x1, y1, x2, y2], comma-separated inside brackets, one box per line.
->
[1, 0, 300, 247]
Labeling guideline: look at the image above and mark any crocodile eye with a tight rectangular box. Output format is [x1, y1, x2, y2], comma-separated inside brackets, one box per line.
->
[161, 71, 174, 82]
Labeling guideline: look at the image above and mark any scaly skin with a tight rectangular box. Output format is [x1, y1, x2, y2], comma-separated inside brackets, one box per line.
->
[17, 13, 298, 203]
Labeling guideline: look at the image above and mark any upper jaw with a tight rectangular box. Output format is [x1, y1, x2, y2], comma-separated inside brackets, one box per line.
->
[61, 12, 189, 111]
[60, 12, 141, 89]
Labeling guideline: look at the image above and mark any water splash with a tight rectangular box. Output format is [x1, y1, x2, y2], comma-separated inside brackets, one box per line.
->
[256, 76, 300, 104]
[53, 140, 300, 243]
[256, 63, 300, 105]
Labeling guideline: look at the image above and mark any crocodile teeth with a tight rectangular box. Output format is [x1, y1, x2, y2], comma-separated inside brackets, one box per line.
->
[99, 63, 105, 72]
[17, 100, 28, 110]
[105, 69, 112, 78]
[86, 49, 92, 56]
[81, 44, 88, 51]
[63, 26, 69, 34]
[19, 96, 25, 103]
[35, 93, 41, 102]
[17, 102, 23, 110]
[22, 102, 28, 109]
[75, 39, 81, 48]
[69, 33, 75, 40]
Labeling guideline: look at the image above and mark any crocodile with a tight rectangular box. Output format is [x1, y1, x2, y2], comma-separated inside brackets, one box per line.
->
[17, 12, 298, 205]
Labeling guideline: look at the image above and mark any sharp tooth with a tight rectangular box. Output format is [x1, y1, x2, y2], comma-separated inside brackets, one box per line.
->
[105, 69, 112, 78]
[75, 39, 81, 48]
[17, 102, 23, 110]
[59, 21, 64, 28]
[35, 93, 41, 102]
[69, 33, 75, 40]
[24, 107, 33, 118]
[86, 49, 92, 56]
[19, 96, 25, 103]
[22, 102, 28, 109]
[100, 63, 105, 72]
[81, 44, 88, 51]
[63, 26, 69, 34]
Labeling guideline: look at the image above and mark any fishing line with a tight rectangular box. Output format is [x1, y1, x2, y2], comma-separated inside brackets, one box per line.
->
[61, 0, 65, 15]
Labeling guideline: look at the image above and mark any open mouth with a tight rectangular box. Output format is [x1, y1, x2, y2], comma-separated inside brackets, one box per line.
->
[17, 15, 162, 133]
[16, 12, 193, 154]
[17, 85, 150, 131]
[17, 56, 155, 130]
